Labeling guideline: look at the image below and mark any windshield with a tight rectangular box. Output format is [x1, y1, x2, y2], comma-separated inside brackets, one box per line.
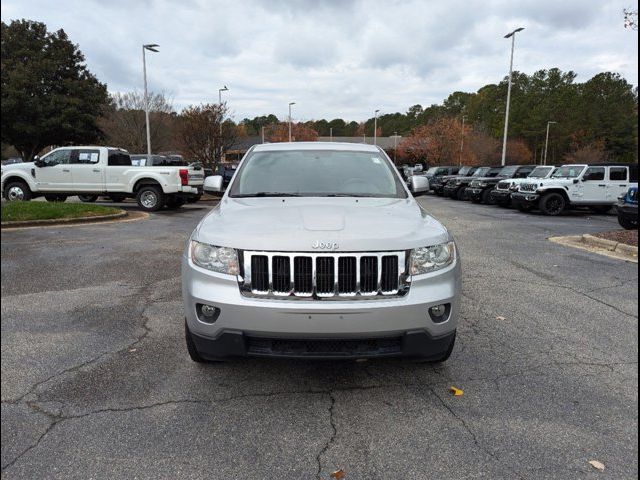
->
[473, 167, 491, 177]
[229, 150, 407, 198]
[458, 166, 472, 175]
[528, 166, 553, 178]
[498, 166, 519, 177]
[552, 165, 585, 178]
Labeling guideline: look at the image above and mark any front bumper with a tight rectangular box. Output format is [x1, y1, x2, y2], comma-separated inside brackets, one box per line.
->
[511, 192, 540, 208]
[491, 190, 512, 205]
[182, 254, 461, 358]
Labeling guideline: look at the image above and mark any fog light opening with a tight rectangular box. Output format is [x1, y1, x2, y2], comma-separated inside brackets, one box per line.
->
[197, 304, 221, 323]
[429, 303, 451, 323]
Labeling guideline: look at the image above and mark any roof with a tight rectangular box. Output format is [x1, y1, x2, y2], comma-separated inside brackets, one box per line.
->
[251, 141, 382, 153]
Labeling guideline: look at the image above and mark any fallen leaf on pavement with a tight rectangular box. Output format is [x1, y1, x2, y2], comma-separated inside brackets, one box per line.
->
[496, 316, 506, 321]
[129, 348, 137, 353]
[330, 469, 346, 479]
[449, 386, 464, 396]
[588, 460, 605, 471]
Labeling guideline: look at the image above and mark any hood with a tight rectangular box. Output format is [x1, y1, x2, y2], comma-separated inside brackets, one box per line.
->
[194, 197, 450, 252]
[1, 162, 34, 174]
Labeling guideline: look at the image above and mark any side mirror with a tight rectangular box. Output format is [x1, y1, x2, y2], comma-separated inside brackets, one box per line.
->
[203, 175, 223, 193]
[573, 179, 580, 184]
[33, 155, 44, 167]
[409, 175, 430, 195]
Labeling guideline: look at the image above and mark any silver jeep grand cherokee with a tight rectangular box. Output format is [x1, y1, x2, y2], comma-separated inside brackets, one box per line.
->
[182, 142, 461, 362]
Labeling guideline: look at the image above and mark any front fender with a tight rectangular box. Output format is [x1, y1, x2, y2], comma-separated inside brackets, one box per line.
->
[1, 169, 38, 192]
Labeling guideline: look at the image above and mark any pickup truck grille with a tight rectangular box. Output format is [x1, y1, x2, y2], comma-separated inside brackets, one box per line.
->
[240, 251, 409, 300]
[519, 183, 537, 192]
[496, 181, 511, 190]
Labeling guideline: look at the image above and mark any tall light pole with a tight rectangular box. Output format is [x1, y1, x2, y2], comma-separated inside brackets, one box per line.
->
[459, 115, 466, 166]
[288, 102, 295, 142]
[500, 27, 524, 166]
[218, 85, 228, 105]
[142, 44, 159, 161]
[373, 109, 380, 145]
[393, 131, 398, 162]
[543, 121, 557, 166]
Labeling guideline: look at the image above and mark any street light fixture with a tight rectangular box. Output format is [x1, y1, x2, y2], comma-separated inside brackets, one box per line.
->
[543, 121, 557, 166]
[218, 85, 228, 105]
[142, 44, 159, 161]
[500, 27, 524, 166]
[288, 102, 296, 142]
[373, 109, 380, 145]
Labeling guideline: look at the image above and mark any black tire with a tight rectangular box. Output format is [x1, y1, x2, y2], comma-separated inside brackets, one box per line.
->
[516, 203, 534, 212]
[185, 320, 206, 363]
[3, 180, 32, 201]
[482, 189, 496, 205]
[136, 185, 165, 212]
[78, 195, 98, 203]
[618, 214, 638, 230]
[109, 193, 127, 203]
[539, 192, 566, 216]
[165, 196, 186, 209]
[186, 194, 202, 204]
[429, 331, 456, 363]
[589, 205, 612, 214]
[45, 194, 67, 202]
[455, 187, 467, 201]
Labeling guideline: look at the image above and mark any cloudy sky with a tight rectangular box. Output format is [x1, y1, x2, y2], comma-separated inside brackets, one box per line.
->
[2, 0, 638, 122]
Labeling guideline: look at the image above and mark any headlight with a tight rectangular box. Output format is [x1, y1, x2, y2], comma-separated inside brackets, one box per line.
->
[190, 241, 239, 275]
[410, 242, 456, 275]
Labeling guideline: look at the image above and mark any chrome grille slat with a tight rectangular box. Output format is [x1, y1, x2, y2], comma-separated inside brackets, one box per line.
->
[242, 251, 408, 300]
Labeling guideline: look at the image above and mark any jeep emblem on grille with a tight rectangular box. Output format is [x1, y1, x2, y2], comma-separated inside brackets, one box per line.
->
[312, 241, 339, 250]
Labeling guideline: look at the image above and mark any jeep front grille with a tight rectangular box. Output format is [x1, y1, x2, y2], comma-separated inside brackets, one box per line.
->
[519, 183, 537, 192]
[240, 251, 409, 300]
[496, 181, 511, 190]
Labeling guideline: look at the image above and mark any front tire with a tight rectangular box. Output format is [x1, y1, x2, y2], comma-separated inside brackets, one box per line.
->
[78, 195, 98, 203]
[618, 214, 638, 230]
[539, 193, 566, 216]
[185, 320, 206, 363]
[482, 189, 495, 205]
[3, 181, 32, 201]
[136, 185, 165, 212]
[455, 188, 467, 201]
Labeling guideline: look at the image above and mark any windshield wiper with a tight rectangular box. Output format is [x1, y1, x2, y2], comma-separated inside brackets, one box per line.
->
[233, 192, 302, 198]
[323, 193, 380, 197]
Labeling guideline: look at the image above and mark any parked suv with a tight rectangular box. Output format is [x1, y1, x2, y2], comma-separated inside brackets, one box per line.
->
[423, 166, 461, 185]
[432, 166, 477, 196]
[466, 165, 536, 204]
[511, 163, 638, 216]
[444, 166, 502, 200]
[492, 166, 556, 207]
[182, 142, 461, 362]
[617, 187, 638, 229]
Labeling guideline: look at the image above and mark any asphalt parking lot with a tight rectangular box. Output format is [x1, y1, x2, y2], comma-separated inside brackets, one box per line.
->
[1, 197, 637, 479]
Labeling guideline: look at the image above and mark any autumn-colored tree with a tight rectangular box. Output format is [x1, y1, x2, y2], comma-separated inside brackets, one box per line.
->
[398, 117, 465, 165]
[563, 139, 608, 164]
[266, 122, 318, 142]
[504, 139, 533, 164]
[177, 103, 238, 167]
[466, 129, 501, 165]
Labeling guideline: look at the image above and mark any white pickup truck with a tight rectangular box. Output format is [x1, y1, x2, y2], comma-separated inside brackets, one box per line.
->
[1, 146, 204, 211]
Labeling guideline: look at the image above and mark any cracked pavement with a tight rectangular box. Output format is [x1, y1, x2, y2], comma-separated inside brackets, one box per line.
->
[1, 198, 637, 479]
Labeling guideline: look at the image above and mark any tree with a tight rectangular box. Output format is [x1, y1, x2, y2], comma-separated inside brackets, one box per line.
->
[266, 122, 318, 142]
[99, 91, 176, 153]
[178, 103, 237, 167]
[1, 19, 109, 161]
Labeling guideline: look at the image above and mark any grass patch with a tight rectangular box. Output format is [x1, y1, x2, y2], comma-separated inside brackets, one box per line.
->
[1, 201, 122, 222]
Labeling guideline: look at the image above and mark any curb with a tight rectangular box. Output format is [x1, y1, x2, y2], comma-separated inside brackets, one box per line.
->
[1, 211, 127, 228]
[582, 234, 638, 256]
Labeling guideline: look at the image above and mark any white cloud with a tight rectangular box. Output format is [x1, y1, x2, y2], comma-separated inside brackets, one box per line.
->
[1, 0, 637, 121]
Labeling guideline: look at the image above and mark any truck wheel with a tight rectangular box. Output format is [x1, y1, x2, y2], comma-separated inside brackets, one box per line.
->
[45, 194, 67, 202]
[589, 205, 612, 214]
[618, 214, 638, 230]
[3, 181, 32, 201]
[78, 195, 98, 203]
[455, 188, 466, 201]
[539, 193, 566, 216]
[165, 196, 186, 209]
[185, 320, 206, 363]
[109, 194, 127, 203]
[136, 185, 165, 212]
[482, 189, 495, 205]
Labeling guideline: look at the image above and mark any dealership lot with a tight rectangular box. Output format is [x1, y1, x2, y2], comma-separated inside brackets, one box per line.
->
[1, 198, 637, 479]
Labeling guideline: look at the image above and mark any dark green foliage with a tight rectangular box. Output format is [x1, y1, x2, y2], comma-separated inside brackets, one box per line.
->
[1, 19, 109, 161]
